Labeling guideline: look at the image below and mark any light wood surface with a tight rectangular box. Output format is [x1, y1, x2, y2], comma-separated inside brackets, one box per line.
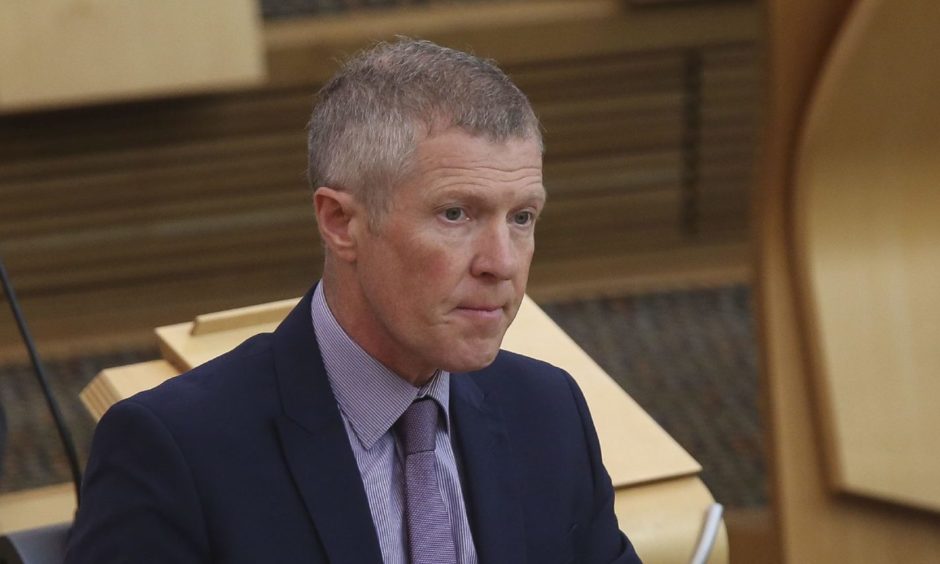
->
[80, 360, 180, 422]
[757, 0, 940, 560]
[506, 297, 703, 487]
[0, 0, 265, 112]
[792, 0, 940, 512]
[0, 483, 74, 535]
[615, 476, 728, 564]
[191, 298, 298, 336]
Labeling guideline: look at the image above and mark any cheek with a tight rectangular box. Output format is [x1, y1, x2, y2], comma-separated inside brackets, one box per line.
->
[402, 238, 467, 288]
[515, 239, 535, 273]
[422, 250, 458, 281]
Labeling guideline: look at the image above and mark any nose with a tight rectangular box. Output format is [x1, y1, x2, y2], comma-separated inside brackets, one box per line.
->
[470, 221, 520, 281]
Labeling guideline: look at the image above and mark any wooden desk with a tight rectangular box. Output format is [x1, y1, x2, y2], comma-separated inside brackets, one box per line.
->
[0, 483, 74, 535]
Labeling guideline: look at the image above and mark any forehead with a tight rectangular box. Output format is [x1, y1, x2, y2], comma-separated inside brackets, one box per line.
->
[406, 129, 544, 195]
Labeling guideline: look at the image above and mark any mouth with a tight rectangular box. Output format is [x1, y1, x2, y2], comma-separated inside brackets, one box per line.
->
[453, 304, 505, 322]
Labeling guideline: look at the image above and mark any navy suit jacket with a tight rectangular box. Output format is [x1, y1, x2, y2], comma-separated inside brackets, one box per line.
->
[67, 288, 641, 563]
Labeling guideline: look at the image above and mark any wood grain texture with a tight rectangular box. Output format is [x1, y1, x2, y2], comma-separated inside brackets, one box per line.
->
[0, 482, 74, 535]
[0, 0, 265, 112]
[615, 476, 728, 564]
[793, 0, 940, 512]
[757, 0, 940, 560]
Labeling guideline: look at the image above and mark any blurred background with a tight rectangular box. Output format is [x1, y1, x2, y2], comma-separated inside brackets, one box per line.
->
[3, 0, 937, 562]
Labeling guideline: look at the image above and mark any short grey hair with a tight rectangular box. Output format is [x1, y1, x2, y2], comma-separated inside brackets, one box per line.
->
[306, 38, 542, 221]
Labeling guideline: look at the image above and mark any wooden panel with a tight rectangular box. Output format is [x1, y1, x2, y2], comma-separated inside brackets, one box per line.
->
[793, 0, 940, 512]
[0, 1, 760, 358]
[80, 360, 180, 422]
[530, 241, 751, 302]
[616, 476, 728, 564]
[757, 0, 940, 561]
[0, 483, 74, 535]
[262, 0, 758, 87]
[0, 0, 265, 112]
[507, 296, 702, 486]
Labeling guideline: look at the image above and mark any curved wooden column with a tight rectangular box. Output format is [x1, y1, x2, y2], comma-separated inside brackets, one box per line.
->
[758, 0, 940, 561]
[794, 0, 940, 513]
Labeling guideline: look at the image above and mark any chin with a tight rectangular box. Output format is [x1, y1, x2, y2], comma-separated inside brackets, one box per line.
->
[441, 345, 501, 373]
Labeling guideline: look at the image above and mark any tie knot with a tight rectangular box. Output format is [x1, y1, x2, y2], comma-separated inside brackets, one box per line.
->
[396, 398, 439, 455]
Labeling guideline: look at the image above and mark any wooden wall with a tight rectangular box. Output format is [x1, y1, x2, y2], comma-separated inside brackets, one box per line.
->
[0, 0, 760, 358]
[758, 0, 940, 560]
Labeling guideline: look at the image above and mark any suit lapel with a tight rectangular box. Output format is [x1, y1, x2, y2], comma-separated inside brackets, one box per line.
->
[272, 288, 383, 564]
[451, 372, 527, 564]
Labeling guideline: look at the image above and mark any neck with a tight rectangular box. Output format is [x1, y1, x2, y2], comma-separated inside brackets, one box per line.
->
[321, 274, 436, 387]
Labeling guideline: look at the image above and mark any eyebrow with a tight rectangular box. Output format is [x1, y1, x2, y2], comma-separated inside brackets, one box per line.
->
[431, 183, 547, 207]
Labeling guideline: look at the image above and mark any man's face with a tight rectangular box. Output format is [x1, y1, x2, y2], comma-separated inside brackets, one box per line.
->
[348, 128, 545, 383]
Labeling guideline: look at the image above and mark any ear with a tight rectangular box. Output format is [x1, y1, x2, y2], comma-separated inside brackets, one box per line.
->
[314, 187, 363, 263]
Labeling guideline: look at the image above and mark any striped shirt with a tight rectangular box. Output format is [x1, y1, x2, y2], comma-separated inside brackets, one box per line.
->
[311, 283, 478, 564]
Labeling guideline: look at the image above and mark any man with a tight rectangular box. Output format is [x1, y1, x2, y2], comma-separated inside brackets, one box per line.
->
[67, 39, 641, 563]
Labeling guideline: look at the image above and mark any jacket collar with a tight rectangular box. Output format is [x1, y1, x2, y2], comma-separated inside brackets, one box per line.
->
[272, 285, 384, 564]
[451, 366, 527, 564]
[272, 285, 526, 564]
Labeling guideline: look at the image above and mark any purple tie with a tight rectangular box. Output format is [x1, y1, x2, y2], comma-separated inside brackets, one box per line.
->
[396, 398, 458, 564]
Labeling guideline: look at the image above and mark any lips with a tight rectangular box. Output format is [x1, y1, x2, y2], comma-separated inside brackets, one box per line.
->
[457, 304, 503, 312]
[453, 304, 505, 323]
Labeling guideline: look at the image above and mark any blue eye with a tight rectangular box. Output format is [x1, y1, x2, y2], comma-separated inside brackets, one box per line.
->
[443, 208, 466, 221]
[512, 211, 534, 226]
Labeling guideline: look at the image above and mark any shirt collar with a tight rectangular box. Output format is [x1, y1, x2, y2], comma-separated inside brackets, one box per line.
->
[310, 282, 451, 450]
